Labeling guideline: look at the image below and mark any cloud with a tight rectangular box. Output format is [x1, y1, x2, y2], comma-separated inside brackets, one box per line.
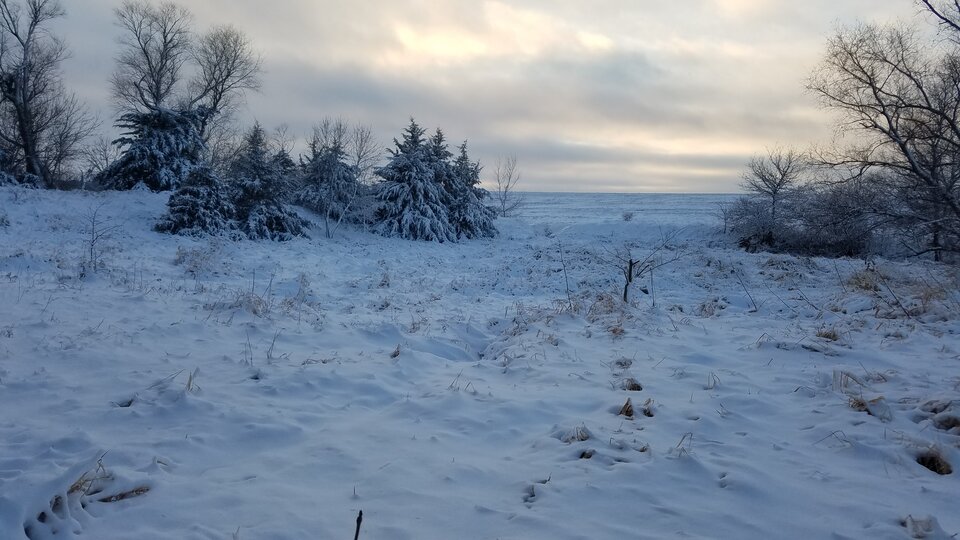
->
[52, 0, 920, 191]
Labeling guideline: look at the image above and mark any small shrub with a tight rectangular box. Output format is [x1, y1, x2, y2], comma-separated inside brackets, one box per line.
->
[729, 182, 875, 257]
[848, 268, 881, 291]
[622, 211, 635, 222]
[173, 240, 224, 276]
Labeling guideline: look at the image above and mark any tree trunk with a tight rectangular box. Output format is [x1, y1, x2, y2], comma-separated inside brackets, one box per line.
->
[622, 259, 635, 302]
[932, 226, 942, 262]
[11, 67, 48, 187]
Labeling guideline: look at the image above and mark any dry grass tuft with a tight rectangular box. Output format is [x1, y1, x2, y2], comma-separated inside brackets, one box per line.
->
[98, 486, 150, 503]
[560, 426, 592, 443]
[848, 268, 881, 291]
[916, 449, 952, 475]
[621, 377, 643, 391]
[641, 398, 655, 417]
[618, 398, 634, 418]
[585, 292, 621, 323]
[816, 327, 840, 341]
[933, 415, 960, 432]
[849, 396, 868, 412]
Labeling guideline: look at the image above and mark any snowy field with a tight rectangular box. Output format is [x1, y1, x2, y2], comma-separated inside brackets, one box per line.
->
[1, 187, 959, 539]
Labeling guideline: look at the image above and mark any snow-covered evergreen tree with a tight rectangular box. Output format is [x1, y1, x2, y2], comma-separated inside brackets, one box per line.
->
[427, 128, 454, 180]
[373, 119, 457, 242]
[449, 141, 497, 239]
[98, 107, 211, 191]
[271, 146, 298, 201]
[297, 129, 361, 238]
[230, 123, 307, 241]
[154, 165, 235, 237]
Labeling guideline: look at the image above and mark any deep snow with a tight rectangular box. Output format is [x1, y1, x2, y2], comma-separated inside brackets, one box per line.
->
[0, 188, 958, 539]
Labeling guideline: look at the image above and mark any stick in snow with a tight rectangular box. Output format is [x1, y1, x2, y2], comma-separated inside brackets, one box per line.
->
[354, 510, 363, 540]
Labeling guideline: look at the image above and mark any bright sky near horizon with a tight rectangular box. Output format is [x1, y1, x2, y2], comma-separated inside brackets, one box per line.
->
[57, 0, 922, 192]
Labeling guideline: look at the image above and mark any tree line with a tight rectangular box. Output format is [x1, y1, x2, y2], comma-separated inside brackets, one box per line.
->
[732, 0, 960, 262]
[0, 0, 516, 241]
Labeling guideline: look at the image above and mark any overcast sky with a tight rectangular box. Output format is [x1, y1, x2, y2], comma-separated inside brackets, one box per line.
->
[55, 0, 923, 192]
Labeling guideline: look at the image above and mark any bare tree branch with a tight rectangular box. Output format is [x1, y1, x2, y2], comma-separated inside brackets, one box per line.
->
[111, 0, 192, 112]
[493, 154, 523, 217]
[741, 146, 806, 225]
[808, 21, 960, 260]
[187, 24, 260, 136]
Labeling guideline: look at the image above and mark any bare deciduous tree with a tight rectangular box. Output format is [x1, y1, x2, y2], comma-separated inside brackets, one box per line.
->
[111, 0, 192, 113]
[313, 117, 349, 151]
[80, 135, 122, 178]
[0, 0, 96, 187]
[271, 123, 295, 156]
[493, 154, 523, 217]
[808, 19, 960, 260]
[112, 1, 260, 137]
[596, 231, 685, 304]
[350, 123, 381, 184]
[741, 147, 805, 225]
[187, 24, 261, 137]
[309, 118, 381, 184]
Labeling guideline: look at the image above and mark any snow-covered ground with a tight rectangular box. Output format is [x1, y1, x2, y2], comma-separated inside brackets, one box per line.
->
[0, 188, 958, 539]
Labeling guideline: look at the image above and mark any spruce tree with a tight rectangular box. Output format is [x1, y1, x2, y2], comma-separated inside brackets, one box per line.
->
[272, 146, 299, 200]
[155, 165, 235, 236]
[297, 130, 361, 238]
[449, 141, 497, 239]
[373, 119, 457, 242]
[230, 123, 307, 241]
[98, 107, 211, 191]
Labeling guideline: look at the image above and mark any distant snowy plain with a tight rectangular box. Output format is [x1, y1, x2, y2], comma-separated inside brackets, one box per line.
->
[0, 188, 958, 539]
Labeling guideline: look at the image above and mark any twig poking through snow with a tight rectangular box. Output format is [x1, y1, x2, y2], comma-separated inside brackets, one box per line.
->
[733, 270, 758, 312]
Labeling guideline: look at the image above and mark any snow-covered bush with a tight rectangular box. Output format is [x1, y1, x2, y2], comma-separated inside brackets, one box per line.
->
[730, 183, 875, 257]
[373, 120, 457, 242]
[155, 165, 236, 237]
[98, 107, 211, 191]
[782, 183, 875, 257]
[729, 196, 774, 252]
[229, 124, 307, 241]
